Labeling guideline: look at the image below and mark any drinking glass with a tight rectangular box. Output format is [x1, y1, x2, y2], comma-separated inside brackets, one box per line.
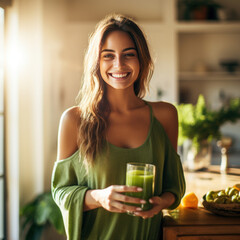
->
[126, 162, 156, 211]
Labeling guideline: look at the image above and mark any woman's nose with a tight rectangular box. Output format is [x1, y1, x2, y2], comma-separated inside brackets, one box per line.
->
[114, 56, 124, 68]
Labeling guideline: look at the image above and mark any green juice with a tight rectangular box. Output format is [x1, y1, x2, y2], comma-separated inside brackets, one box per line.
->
[126, 170, 154, 211]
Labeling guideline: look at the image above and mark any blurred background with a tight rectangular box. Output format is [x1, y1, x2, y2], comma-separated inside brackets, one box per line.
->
[0, 0, 240, 239]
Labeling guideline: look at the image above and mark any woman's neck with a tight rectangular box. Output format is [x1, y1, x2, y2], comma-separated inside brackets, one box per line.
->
[106, 86, 144, 112]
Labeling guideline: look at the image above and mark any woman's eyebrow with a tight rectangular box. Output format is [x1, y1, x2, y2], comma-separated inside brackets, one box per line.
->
[101, 47, 137, 53]
[123, 47, 137, 52]
[101, 49, 114, 53]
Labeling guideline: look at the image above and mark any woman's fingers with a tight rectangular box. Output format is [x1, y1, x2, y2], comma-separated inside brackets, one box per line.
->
[107, 187, 145, 212]
[105, 202, 126, 213]
[98, 185, 145, 213]
[133, 196, 163, 219]
[113, 192, 146, 204]
[111, 185, 143, 193]
[110, 199, 142, 213]
[133, 209, 156, 219]
[133, 206, 158, 219]
[100, 189, 164, 218]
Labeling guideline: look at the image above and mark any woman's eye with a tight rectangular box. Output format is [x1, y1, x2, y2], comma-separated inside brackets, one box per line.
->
[124, 53, 136, 58]
[103, 54, 114, 59]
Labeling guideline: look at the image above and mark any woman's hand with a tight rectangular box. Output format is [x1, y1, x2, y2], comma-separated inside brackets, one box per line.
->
[86, 185, 146, 213]
[132, 196, 163, 219]
[133, 192, 176, 219]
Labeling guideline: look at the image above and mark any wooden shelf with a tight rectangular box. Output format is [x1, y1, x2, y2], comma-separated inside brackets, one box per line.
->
[179, 72, 240, 81]
[176, 21, 240, 33]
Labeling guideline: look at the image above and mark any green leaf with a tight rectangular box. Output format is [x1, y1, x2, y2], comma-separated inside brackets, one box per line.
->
[20, 192, 66, 238]
[25, 224, 44, 240]
[35, 199, 51, 225]
[195, 94, 207, 120]
[175, 95, 240, 145]
[20, 201, 36, 217]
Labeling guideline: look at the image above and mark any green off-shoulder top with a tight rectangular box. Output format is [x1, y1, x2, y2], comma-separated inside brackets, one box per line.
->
[51, 103, 185, 240]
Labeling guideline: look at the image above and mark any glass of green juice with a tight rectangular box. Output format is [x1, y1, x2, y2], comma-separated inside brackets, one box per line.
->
[126, 162, 156, 212]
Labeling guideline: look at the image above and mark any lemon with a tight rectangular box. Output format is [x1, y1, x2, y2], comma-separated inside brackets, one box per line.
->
[181, 192, 198, 208]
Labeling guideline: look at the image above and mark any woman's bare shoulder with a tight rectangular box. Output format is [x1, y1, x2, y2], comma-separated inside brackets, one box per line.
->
[148, 101, 178, 122]
[147, 101, 178, 150]
[57, 106, 81, 160]
[60, 106, 81, 124]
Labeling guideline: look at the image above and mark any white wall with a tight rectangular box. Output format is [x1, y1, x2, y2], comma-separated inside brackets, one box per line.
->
[6, 0, 45, 238]
[141, 23, 177, 102]
[65, 0, 166, 22]
[42, 0, 67, 192]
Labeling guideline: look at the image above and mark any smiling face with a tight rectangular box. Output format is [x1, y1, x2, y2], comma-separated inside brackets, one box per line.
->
[99, 30, 140, 91]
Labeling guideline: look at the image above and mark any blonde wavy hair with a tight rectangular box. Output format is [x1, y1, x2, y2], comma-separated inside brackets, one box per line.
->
[77, 13, 154, 166]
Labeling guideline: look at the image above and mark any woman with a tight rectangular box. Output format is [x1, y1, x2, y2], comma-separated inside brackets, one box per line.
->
[51, 14, 185, 240]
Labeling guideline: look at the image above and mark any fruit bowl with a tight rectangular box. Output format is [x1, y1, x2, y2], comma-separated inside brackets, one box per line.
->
[202, 194, 240, 217]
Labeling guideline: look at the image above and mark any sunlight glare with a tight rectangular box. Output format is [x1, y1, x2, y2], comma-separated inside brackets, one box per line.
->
[5, 12, 25, 75]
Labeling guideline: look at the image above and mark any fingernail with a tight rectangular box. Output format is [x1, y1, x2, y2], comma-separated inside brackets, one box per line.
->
[149, 199, 153, 203]
[140, 200, 146, 204]
[137, 187, 142, 191]
[136, 208, 142, 211]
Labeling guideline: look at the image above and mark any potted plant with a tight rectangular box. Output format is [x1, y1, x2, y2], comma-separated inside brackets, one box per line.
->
[178, 0, 222, 20]
[176, 95, 240, 171]
[20, 192, 65, 240]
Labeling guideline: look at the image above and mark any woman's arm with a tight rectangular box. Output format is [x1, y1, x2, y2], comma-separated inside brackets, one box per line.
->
[57, 107, 79, 161]
[52, 107, 89, 239]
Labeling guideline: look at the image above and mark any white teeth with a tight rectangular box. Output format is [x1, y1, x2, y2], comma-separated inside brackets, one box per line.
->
[111, 73, 128, 78]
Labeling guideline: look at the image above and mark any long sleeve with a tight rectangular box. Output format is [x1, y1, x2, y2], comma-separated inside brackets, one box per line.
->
[162, 133, 186, 210]
[51, 152, 89, 240]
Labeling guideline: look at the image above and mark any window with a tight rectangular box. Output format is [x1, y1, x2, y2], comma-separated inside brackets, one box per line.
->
[0, 7, 5, 240]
